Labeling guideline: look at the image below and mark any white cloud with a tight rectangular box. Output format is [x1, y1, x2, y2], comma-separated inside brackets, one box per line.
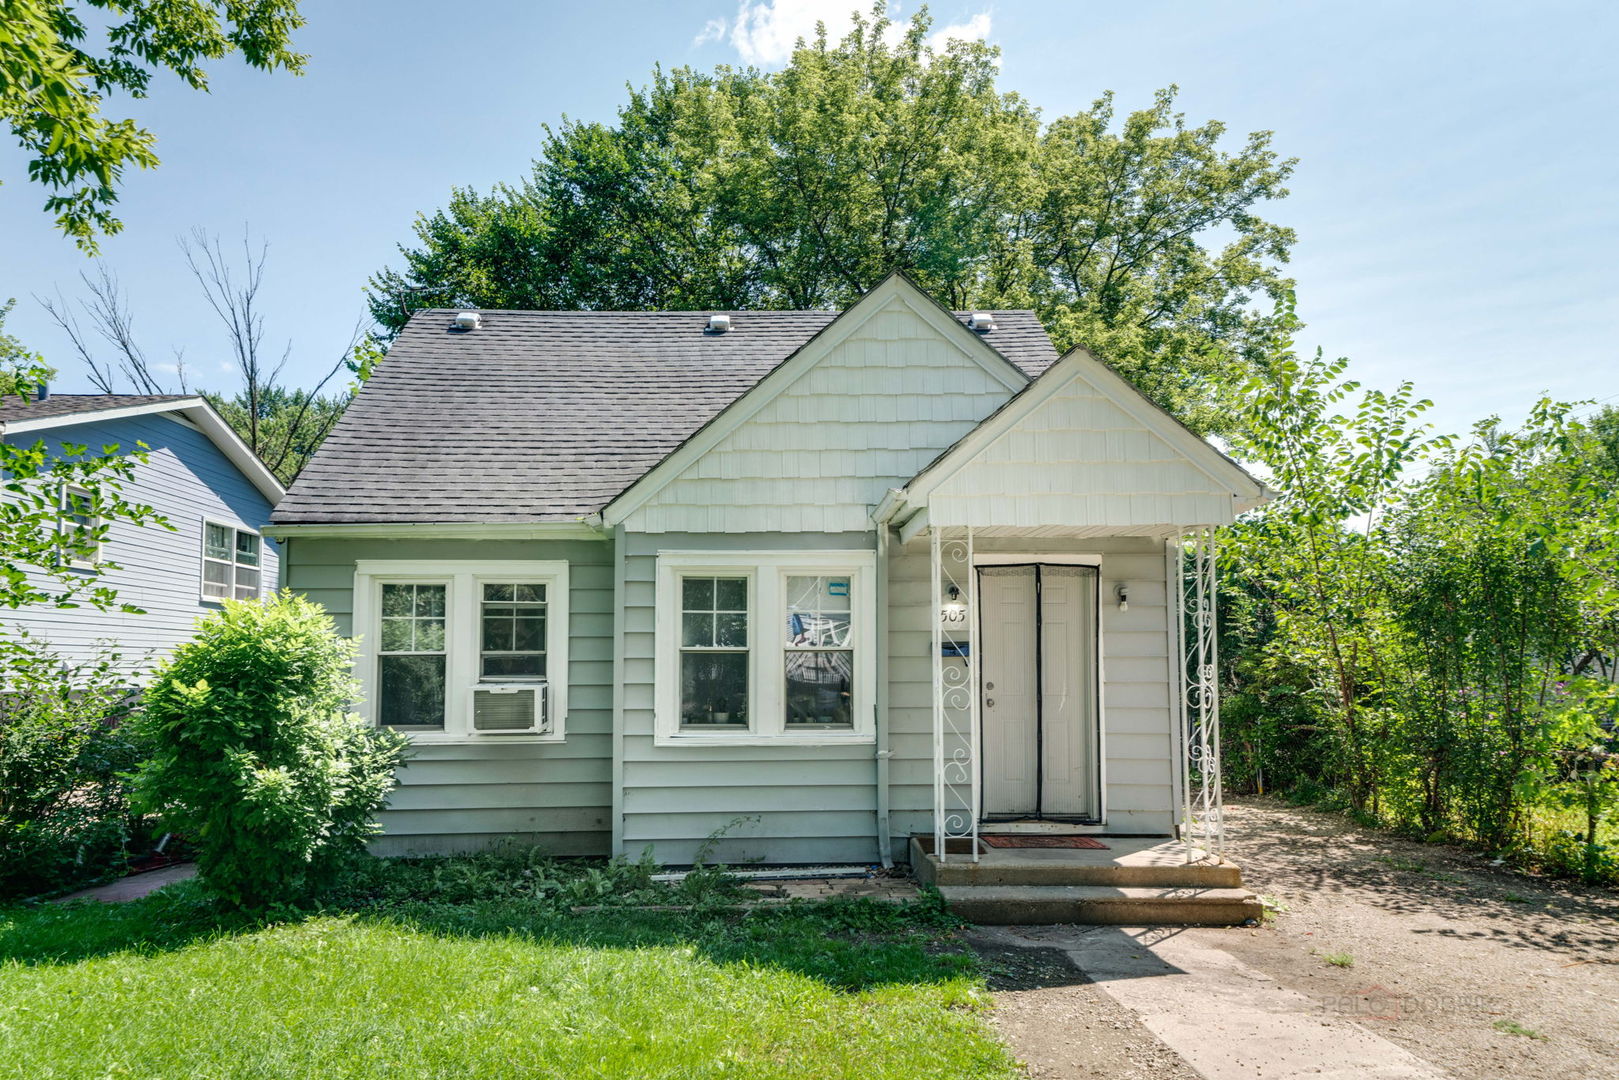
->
[926, 11, 991, 52]
[716, 2, 991, 67]
[693, 17, 728, 47]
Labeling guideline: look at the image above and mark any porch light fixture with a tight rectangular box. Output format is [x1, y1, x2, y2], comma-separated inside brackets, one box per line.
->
[947, 584, 961, 601]
[1116, 584, 1129, 612]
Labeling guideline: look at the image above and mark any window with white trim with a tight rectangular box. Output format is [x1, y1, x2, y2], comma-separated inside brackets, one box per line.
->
[784, 575, 854, 729]
[378, 583, 449, 731]
[481, 583, 548, 679]
[679, 574, 750, 729]
[655, 552, 874, 744]
[353, 560, 570, 741]
[57, 486, 100, 568]
[202, 520, 262, 601]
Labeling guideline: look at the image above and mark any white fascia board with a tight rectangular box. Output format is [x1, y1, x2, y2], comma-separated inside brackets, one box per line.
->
[600, 273, 1029, 528]
[3, 397, 286, 506]
[263, 521, 609, 541]
[1, 397, 208, 435]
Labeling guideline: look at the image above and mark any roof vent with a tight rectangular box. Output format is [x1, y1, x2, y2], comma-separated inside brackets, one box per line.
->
[453, 311, 482, 331]
[706, 313, 732, 333]
[967, 311, 996, 332]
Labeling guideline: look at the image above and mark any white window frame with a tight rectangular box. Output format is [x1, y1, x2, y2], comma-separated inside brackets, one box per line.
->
[200, 518, 264, 602]
[655, 550, 876, 746]
[58, 485, 100, 569]
[353, 559, 570, 743]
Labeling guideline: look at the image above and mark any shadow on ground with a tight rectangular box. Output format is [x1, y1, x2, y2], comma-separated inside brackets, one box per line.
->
[0, 886, 980, 994]
[1225, 796, 1619, 956]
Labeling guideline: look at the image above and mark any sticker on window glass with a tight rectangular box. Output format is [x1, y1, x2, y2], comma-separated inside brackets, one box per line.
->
[827, 579, 849, 597]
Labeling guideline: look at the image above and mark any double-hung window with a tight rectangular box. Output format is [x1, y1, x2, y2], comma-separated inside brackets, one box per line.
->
[202, 520, 262, 601]
[679, 575, 750, 729]
[354, 560, 570, 741]
[57, 486, 100, 568]
[784, 575, 854, 728]
[656, 552, 874, 744]
[378, 583, 449, 732]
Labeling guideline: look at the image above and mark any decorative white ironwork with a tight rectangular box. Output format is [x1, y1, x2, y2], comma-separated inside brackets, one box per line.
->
[932, 526, 979, 861]
[1175, 529, 1224, 861]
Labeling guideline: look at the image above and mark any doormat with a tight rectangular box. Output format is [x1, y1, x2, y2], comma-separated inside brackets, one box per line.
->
[981, 835, 1109, 849]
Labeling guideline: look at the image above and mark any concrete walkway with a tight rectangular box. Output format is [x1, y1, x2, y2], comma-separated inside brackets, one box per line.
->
[978, 924, 1450, 1080]
[52, 863, 196, 904]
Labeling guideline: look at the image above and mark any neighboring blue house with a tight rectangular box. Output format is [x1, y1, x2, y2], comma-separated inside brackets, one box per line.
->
[0, 393, 285, 674]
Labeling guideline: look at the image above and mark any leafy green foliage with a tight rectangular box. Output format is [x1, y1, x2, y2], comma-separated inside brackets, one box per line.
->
[0, 332, 170, 613]
[202, 384, 346, 486]
[130, 593, 408, 910]
[0, 639, 147, 898]
[1222, 321, 1619, 882]
[368, 7, 1295, 433]
[0, 298, 56, 397]
[1, 0, 305, 250]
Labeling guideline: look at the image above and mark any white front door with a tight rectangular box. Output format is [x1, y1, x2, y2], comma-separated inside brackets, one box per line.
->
[979, 564, 1100, 820]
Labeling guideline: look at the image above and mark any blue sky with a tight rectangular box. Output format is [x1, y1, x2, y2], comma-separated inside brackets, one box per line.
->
[2, 0, 1614, 439]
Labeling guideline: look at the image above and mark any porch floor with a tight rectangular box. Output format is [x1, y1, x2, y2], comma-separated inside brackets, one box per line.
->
[913, 835, 1237, 885]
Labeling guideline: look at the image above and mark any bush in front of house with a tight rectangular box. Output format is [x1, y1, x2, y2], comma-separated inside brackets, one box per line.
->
[131, 592, 409, 910]
[0, 639, 148, 899]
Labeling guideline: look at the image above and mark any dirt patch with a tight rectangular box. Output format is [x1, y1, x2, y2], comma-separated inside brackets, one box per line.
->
[1207, 797, 1619, 1080]
[967, 931, 1201, 1079]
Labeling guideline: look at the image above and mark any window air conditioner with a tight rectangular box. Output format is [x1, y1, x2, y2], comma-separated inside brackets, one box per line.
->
[470, 682, 548, 735]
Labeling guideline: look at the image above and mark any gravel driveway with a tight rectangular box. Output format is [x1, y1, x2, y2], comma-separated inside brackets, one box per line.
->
[976, 797, 1618, 1079]
[1216, 796, 1618, 1079]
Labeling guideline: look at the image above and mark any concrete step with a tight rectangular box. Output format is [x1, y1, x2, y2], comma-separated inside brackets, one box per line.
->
[911, 836, 1245, 889]
[939, 884, 1263, 926]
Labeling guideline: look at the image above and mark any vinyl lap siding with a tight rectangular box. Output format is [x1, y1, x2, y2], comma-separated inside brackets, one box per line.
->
[618, 531, 882, 864]
[1, 412, 278, 674]
[283, 537, 614, 856]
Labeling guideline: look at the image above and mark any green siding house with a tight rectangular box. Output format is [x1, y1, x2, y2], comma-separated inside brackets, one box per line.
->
[269, 274, 1267, 865]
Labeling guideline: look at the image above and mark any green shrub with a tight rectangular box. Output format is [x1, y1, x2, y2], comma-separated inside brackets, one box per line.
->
[131, 592, 408, 910]
[0, 639, 146, 898]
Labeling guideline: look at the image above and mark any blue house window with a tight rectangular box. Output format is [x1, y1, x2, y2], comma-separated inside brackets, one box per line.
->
[202, 520, 262, 601]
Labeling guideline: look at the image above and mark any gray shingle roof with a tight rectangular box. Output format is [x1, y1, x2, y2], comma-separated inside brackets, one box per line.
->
[0, 393, 193, 426]
[273, 308, 1058, 524]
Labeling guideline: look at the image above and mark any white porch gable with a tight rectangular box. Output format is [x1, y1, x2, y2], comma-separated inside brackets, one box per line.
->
[889, 346, 1269, 536]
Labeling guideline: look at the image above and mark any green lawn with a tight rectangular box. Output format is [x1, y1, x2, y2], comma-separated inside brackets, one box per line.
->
[0, 887, 1019, 1079]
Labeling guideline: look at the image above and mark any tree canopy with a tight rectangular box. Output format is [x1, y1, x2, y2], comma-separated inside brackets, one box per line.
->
[1, 0, 305, 250]
[368, 7, 1296, 433]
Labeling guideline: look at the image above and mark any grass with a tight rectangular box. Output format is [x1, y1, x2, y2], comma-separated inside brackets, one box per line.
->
[1322, 951, 1355, 968]
[0, 874, 1019, 1080]
[1372, 855, 1426, 873]
[1492, 1019, 1547, 1040]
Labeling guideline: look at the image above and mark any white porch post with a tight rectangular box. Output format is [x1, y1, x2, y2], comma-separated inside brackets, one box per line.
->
[930, 525, 978, 862]
[1176, 529, 1224, 861]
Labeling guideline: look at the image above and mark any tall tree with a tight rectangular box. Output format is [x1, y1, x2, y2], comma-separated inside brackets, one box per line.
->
[368, 7, 1296, 432]
[1, 0, 305, 251]
[41, 228, 361, 484]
